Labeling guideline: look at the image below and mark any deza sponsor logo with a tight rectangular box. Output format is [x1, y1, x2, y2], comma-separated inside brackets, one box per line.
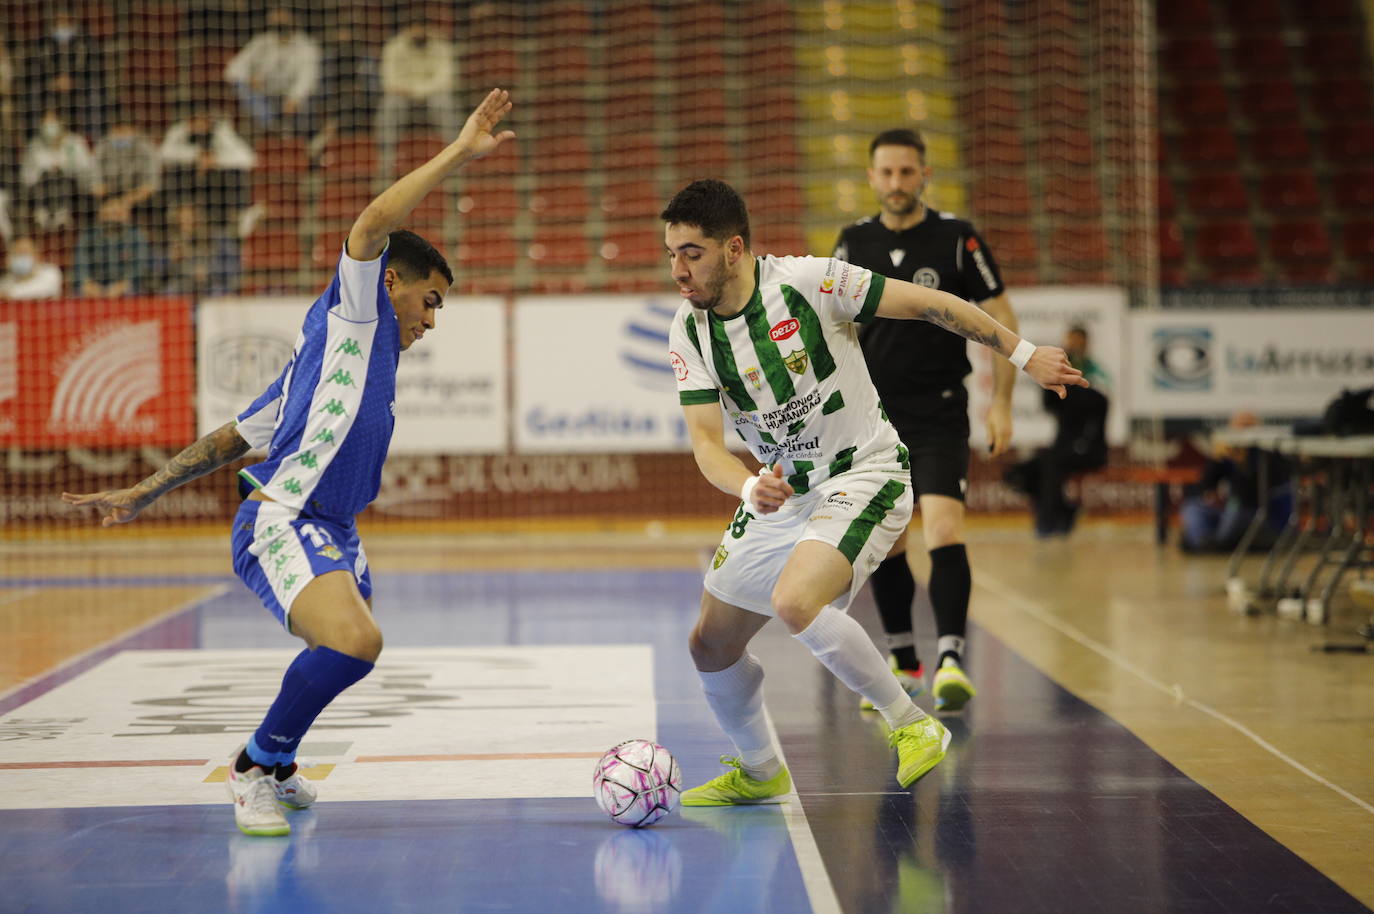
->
[769, 318, 799, 342]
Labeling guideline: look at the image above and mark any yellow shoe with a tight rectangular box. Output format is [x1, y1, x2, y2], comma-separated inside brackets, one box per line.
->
[860, 655, 926, 710]
[933, 657, 976, 712]
[681, 757, 791, 806]
[889, 716, 950, 788]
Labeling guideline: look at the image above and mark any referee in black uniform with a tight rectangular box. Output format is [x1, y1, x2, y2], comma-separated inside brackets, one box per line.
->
[833, 128, 1020, 712]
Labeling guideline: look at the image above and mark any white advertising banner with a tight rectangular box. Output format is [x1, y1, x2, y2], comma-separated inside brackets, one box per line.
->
[1127, 309, 1374, 418]
[514, 295, 692, 453]
[197, 296, 507, 454]
[967, 286, 1128, 448]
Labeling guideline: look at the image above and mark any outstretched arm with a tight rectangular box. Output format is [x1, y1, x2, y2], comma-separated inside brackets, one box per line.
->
[347, 88, 515, 261]
[61, 421, 251, 526]
[874, 278, 1087, 398]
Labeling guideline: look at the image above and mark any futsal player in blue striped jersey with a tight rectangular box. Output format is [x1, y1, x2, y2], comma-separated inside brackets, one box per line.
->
[62, 88, 516, 836]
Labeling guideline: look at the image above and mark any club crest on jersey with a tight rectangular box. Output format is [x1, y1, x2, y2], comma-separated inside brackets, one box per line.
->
[914, 267, 940, 288]
[670, 350, 689, 381]
[783, 349, 809, 375]
[820, 277, 835, 294]
[744, 366, 764, 390]
[712, 545, 729, 569]
[316, 544, 343, 561]
[770, 318, 799, 342]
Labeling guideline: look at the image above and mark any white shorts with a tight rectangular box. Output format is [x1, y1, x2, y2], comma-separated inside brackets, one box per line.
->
[704, 461, 913, 616]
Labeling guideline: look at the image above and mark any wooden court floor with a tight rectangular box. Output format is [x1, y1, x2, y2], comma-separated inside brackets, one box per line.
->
[2, 517, 1371, 909]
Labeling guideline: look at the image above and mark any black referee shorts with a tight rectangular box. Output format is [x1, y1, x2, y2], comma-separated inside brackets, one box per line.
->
[886, 386, 970, 502]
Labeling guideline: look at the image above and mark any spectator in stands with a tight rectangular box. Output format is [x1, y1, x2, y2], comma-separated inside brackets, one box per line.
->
[91, 111, 160, 224]
[1004, 325, 1111, 537]
[224, 6, 321, 138]
[0, 235, 63, 299]
[312, 8, 379, 164]
[0, 43, 18, 230]
[158, 201, 241, 296]
[1180, 412, 1293, 553]
[73, 197, 152, 297]
[159, 106, 256, 232]
[18, 109, 95, 231]
[377, 12, 458, 177]
[20, 5, 108, 138]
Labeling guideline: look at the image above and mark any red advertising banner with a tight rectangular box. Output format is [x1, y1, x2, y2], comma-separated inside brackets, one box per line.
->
[0, 296, 195, 447]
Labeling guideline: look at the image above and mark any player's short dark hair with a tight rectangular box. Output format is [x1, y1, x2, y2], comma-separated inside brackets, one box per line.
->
[869, 128, 927, 160]
[660, 179, 751, 249]
[387, 229, 453, 286]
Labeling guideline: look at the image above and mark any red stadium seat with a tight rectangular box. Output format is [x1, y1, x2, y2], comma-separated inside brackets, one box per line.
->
[245, 229, 301, 273]
[529, 180, 591, 223]
[322, 133, 378, 177]
[319, 177, 372, 222]
[603, 43, 658, 83]
[1331, 170, 1374, 212]
[602, 226, 664, 267]
[1161, 37, 1222, 74]
[456, 231, 518, 269]
[1256, 170, 1321, 213]
[532, 46, 590, 84]
[256, 136, 308, 175]
[1159, 218, 1185, 264]
[1230, 35, 1291, 73]
[1186, 173, 1250, 214]
[673, 87, 729, 131]
[1291, 0, 1360, 25]
[604, 135, 660, 172]
[1322, 122, 1374, 161]
[1269, 221, 1335, 282]
[600, 180, 660, 220]
[1040, 125, 1094, 167]
[1237, 80, 1301, 123]
[533, 136, 592, 176]
[1341, 221, 1374, 280]
[751, 222, 806, 257]
[1302, 32, 1365, 72]
[981, 225, 1037, 270]
[603, 86, 658, 124]
[527, 227, 592, 267]
[968, 129, 1028, 168]
[746, 178, 805, 221]
[459, 180, 520, 224]
[1308, 78, 1374, 121]
[673, 138, 731, 176]
[1177, 126, 1240, 165]
[1246, 125, 1312, 165]
[973, 177, 1033, 218]
[1196, 221, 1262, 282]
[1043, 174, 1103, 217]
[1157, 0, 1216, 29]
[1157, 175, 1177, 215]
[665, 48, 728, 82]
[1169, 82, 1229, 123]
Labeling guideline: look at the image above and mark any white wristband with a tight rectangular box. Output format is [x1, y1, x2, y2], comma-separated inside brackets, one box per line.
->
[1010, 339, 1036, 370]
[740, 475, 760, 506]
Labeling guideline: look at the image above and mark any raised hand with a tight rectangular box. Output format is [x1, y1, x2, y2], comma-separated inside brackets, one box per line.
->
[1024, 346, 1089, 399]
[456, 88, 516, 161]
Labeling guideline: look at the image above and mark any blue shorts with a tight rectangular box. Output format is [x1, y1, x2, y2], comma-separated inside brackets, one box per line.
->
[230, 499, 371, 629]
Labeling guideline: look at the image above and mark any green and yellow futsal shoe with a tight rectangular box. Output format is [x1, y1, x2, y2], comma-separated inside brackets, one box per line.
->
[933, 658, 977, 712]
[681, 756, 792, 806]
[889, 716, 951, 788]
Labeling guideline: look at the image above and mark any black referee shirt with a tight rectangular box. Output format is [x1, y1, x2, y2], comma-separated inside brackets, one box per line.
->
[833, 208, 1005, 400]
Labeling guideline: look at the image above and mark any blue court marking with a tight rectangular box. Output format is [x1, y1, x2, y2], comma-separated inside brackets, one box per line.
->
[0, 568, 819, 914]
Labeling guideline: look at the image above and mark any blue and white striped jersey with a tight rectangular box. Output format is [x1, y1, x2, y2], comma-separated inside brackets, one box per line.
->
[235, 243, 399, 518]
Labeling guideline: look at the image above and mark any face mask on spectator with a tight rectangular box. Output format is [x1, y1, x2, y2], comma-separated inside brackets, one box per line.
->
[8, 254, 35, 277]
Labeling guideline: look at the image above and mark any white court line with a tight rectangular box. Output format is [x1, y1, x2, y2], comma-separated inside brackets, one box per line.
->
[0, 583, 230, 706]
[0, 587, 38, 607]
[975, 572, 1374, 817]
[763, 707, 843, 914]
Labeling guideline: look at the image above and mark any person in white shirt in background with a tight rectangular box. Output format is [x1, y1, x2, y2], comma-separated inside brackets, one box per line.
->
[19, 110, 95, 230]
[0, 236, 63, 299]
[224, 6, 321, 138]
[160, 108, 259, 235]
[376, 12, 458, 177]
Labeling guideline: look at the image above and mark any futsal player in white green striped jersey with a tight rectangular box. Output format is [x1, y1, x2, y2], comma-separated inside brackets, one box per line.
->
[663, 180, 1086, 803]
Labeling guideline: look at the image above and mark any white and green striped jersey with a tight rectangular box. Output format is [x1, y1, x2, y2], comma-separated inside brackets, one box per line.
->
[669, 255, 909, 494]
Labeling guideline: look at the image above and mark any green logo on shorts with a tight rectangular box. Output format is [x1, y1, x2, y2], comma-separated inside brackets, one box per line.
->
[712, 545, 729, 569]
[729, 503, 753, 539]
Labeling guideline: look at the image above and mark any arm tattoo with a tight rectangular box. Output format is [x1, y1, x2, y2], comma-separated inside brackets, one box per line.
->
[132, 422, 251, 505]
[919, 306, 1003, 351]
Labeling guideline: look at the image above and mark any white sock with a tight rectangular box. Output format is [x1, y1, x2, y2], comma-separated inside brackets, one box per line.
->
[698, 654, 781, 779]
[938, 635, 966, 664]
[795, 606, 927, 730]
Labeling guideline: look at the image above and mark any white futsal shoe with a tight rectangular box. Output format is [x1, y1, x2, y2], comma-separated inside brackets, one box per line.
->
[272, 762, 318, 810]
[226, 760, 290, 837]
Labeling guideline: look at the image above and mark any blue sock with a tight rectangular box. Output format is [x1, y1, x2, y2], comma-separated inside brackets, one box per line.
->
[248, 646, 374, 768]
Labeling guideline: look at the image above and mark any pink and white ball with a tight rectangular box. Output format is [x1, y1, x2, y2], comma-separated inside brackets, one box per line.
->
[593, 739, 681, 828]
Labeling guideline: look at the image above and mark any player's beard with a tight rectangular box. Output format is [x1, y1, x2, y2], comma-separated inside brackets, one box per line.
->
[685, 266, 729, 311]
[882, 191, 920, 217]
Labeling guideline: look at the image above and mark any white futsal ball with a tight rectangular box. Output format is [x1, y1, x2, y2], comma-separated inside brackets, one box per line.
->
[593, 739, 681, 828]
